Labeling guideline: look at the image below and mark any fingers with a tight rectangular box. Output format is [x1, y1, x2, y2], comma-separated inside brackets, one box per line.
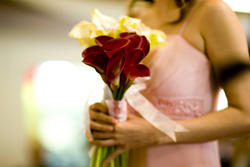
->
[91, 139, 117, 147]
[90, 102, 108, 114]
[90, 109, 117, 124]
[92, 131, 115, 139]
[90, 121, 114, 132]
[102, 147, 125, 167]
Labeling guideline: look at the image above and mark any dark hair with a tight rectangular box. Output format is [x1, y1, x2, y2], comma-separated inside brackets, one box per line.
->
[144, 0, 154, 2]
[175, 0, 191, 7]
[129, 0, 193, 23]
[174, 0, 193, 23]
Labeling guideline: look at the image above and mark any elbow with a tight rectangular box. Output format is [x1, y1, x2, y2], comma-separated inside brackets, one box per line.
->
[230, 104, 250, 133]
[229, 101, 250, 128]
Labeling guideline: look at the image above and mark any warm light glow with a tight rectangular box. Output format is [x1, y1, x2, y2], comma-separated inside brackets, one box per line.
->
[223, 0, 250, 13]
[33, 60, 105, 151]
[34, 60, 103, 111]
[39, 115, 75, 151]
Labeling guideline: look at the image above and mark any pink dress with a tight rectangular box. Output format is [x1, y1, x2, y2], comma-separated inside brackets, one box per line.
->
[128, 11, 221, 167]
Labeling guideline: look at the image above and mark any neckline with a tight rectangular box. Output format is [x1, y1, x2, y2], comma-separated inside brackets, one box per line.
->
[166, 34, 206, 56]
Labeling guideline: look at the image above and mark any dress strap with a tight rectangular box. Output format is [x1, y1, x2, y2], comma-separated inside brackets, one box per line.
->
[179, 4, 199, 35]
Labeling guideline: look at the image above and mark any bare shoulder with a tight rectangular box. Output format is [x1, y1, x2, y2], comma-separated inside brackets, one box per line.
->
[199, 0, 236, 22]
[199, 0, 241, 36]
[198, 0, 249, 64]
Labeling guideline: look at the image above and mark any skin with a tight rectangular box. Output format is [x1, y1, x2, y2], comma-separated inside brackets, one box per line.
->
[87, 0, 250, 166]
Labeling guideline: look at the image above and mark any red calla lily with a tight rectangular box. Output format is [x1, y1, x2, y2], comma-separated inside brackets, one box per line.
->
[95, 36, 114, 47]
[102, 38, 130, 58]
[103, 38, 130, 51]
[106, 49, 126, 86]
[120, 32, 136, 38]
[128, 64, 150, 79]
[120, 63, 150, 87]
[82, 45, 104, 58]
[120, 33, 150, 57]
[138, 36, 150, 56]
[82, 50, 108, 74]
[123, 34, 142, 54]
[81, 32, 151, 99]
[124, 49, 144, 72]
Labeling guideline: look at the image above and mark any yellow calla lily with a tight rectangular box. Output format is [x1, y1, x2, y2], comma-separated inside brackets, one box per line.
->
[91, 9, 119, 32]
[68, 9, 167, 49]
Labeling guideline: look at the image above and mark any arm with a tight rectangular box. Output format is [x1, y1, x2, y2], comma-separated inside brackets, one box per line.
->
[156, 1, 250, 145]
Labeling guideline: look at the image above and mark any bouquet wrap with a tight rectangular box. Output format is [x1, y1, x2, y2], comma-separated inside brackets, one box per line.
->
[106, 99, 127, 122]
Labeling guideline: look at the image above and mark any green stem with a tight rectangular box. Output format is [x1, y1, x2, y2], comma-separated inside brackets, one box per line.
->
[95, 147, 103, 167]
[116, 86, 125, 100]
[90, 147, 97, 167]
[101, 147, 108, 166]
[115, 156, 119, 167]
[119, 154, 122, 167]
[114, 146, 120, 167]
[107, 147, 112, 167]
[106, 146, 114, 167]
[121, 151, 128, 167]
[115, 87, 121, 100]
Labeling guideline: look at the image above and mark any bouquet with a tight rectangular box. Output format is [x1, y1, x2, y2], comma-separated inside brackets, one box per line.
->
[69, 9, 166, 167]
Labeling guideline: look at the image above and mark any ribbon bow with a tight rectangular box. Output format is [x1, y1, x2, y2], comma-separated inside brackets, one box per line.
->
[125, 77, 189, 142]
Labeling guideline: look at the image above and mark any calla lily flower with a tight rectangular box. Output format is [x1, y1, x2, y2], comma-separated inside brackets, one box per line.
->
[68, 9, 166, 49]
[82, 46, 108, 75]
[127, 64, 150, 79]
[103, 38, 130, 58]
[82, 32, 150, 98]
[95, 36, 114, 47]
[121, 49, 150, 86]
[120, 33, 149, 56]
[106, 49, 126, 89]
[123, 49, 144, 73]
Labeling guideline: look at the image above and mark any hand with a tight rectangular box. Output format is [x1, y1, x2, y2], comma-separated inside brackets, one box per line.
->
[86, 102, 162, 167]
[101, 114, 161, 166]
[86, 102, 117, 142]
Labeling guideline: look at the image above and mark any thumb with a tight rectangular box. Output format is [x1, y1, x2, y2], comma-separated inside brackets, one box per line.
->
[85, 130, 93, 142]
[127, 112, 141, 120]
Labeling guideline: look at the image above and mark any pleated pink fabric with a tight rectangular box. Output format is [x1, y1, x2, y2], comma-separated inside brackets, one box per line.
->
[127, 34, 221, 167]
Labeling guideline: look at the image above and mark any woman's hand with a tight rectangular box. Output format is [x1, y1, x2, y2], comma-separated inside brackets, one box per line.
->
[86, 102, 117, 142]
[86, 102, 163, 167]
[100, 114, 162, 167]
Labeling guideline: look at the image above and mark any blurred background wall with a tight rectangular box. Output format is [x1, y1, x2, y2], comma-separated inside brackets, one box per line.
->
[0, 0, 125, 166]
[0, 0, 249, 167]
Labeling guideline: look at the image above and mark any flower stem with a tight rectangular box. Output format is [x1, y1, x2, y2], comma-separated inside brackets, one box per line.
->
[95, 147, 102, 167]
[90, 147, 97, 167]
[110, 147, 115, 167]
[101, 147, 108, 166]
[121, 151, 128, 167]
